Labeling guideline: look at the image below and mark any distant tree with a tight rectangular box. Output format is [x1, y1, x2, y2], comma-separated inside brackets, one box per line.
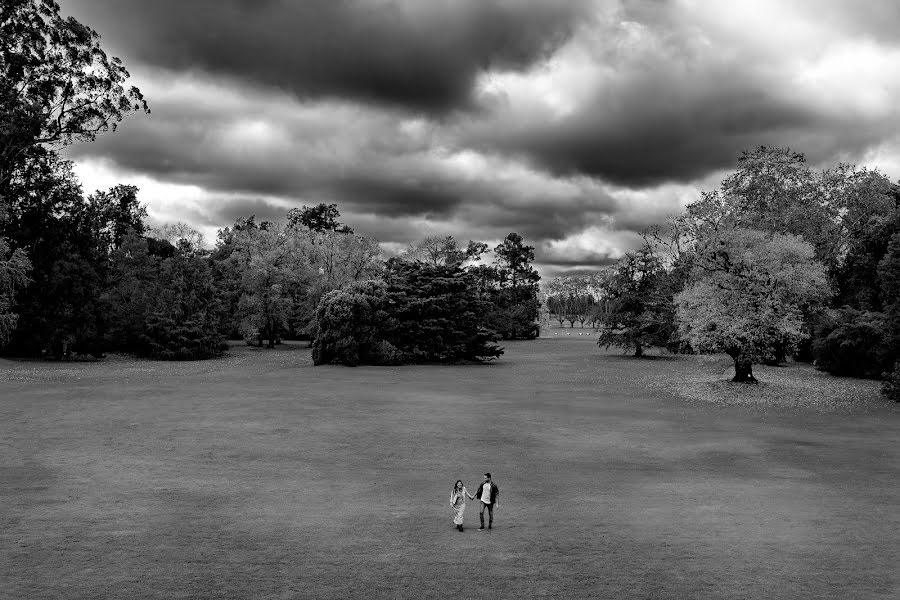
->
[545, 275, 598, 328]
[104, 232, 225, 359]
[313, 261, 503, 366]
[153, 222, 205, 254]
[287, 203, 353, 234]
[0, 0, 147, 187]
[675, 228, 830, 382]
[402, 235, 464, 266]
[0, 233, 30, 343]
[596, 247, 673, 357]
[488, 232, 541, 339]
[293, 228, 382, 337]
[228, 223, 311, 348]
[544, 277, 574, 327]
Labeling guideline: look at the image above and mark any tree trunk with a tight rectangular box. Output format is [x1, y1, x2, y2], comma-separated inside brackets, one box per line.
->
[732, 357, 758, 383]
[634, 343, 643, 358]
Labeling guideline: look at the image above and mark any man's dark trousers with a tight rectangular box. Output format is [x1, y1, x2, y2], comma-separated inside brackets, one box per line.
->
[479, 502, 493, 528]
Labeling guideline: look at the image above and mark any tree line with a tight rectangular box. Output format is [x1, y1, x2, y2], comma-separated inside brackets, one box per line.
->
[0, 1, 542, 365]
[545, 147, 900, 400]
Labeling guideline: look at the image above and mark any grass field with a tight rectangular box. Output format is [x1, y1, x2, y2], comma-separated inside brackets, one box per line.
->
[2, 334, 899, 599]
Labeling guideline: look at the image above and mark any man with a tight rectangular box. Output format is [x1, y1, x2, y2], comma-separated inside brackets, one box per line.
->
[472, 472, 500, 530]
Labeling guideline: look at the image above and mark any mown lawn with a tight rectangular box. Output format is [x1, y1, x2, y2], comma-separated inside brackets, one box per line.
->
[2, 336, 899, 599]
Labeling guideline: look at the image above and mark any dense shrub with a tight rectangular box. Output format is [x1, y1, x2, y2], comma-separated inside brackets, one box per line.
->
[103, 234, 226, 360]
[313, 262, 503, 366]
[485, 301, 540, 340]
[882, 362, 900, 402]
[312, 280, 391, 366]
[140, 313, 227, 360]
[812, 308, 893, 378]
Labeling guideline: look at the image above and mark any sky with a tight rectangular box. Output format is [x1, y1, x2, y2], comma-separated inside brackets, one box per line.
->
[59, 0, 900, 276]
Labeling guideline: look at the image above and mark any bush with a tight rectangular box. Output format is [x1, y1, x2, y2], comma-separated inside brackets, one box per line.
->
[812, 308, 893, 378]
[312, 262, 504, 366]
[312, 280, 389, 366]
[140, 313, 227, 360]
[883, 362, 900, 401]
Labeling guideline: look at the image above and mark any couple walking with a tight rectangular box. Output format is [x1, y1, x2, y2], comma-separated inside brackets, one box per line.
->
[449, 473, 500, 532]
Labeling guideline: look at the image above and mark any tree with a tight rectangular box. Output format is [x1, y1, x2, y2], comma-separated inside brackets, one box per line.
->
[0, 153, 148, 356]
[103, 232, 225, 359]
[0, 233, 30, 343]
[313, 261, 503, 366]
[878, 231, 900, 400]
[227, 223, 312, 347]
[675, 228, 830, 382]
[488, 232, 541, 339]
[153, 222, 205, 254]
[0, 0, 147, 187]
[287, 203, 353, 234]
[293, 228, 382, 337]
[545, 275, 598, 328]
[596, 247, 674, 357]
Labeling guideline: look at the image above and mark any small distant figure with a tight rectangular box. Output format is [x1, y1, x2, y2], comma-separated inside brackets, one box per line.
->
[473, 472, 500, 530]
[450, 480, 474, 532]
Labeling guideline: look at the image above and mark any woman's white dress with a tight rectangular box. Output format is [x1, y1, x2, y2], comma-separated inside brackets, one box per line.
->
[450, 487, 469, 525]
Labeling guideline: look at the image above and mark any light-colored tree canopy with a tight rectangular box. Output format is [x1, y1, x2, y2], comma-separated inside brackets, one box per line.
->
[675, 227, 830, 382]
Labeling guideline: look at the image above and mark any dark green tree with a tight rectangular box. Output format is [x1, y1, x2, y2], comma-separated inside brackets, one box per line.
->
[287, 203, 353, 234]
[487, 232, 541, 339]
[313, 260, 503, 366]
[596, 247, 675, 357]
[0, 0, 147, 188]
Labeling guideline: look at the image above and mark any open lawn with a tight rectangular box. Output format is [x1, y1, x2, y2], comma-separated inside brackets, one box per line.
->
[2, 335, 899, 599]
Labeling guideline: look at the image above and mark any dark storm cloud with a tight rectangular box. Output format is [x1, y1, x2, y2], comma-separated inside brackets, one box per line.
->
[471, 82, 828, 186]
[67, 85, 622, 245]
[62, 0, 590, 113]
[463, 0, 900, 187]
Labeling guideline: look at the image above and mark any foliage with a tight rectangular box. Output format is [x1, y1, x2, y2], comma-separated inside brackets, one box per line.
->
[0, 0, 147, 186]
[675, 228, 830, 382]
[287, 202, 353, 234]
[402, 235, 487, 267]
[213, 214, 382, 343]
[596, 248, 677, 357]
[313, 261, 503, 366]
[0, 233, 31, 343]
[811, 309, 892, 379]
[882, 363, 900, 402]
[486, 232, 541, 339]
[544, 275, 600, 327]
[104, 232, 226, 360]
[226, 222, 311, 347]
[0, 155, 147, 356]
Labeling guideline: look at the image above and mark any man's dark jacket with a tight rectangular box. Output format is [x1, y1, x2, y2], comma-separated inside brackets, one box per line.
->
[472, 481, 499, 505]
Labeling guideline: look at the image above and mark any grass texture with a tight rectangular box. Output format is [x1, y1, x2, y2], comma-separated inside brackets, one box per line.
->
[2, 335, 899, 599]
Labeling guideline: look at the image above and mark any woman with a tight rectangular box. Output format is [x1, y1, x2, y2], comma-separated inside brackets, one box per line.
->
[450, 480, 475, 532]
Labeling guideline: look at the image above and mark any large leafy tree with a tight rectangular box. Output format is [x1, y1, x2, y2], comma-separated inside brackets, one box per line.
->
[1, 0, 147, 355]
[226, 222, 312, 347]
[104, 232, 225, 359]
[675, 228, 830, 382]
[312, 260, 503, 366]
[1, 154, 147, 356]
[0, 0, 147, 187]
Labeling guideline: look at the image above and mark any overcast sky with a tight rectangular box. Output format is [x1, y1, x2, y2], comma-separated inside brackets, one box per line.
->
[59, 0, 900, 275]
